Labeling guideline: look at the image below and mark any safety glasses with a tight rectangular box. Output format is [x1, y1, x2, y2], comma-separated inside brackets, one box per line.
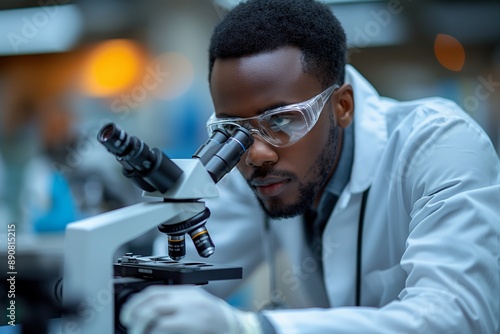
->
[206, 84, 339, 147]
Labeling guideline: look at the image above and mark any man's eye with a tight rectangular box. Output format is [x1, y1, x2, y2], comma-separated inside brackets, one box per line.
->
[268, 114, 294, 131]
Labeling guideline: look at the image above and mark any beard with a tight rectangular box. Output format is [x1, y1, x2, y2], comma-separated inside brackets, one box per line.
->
[249, 113, 340, 219]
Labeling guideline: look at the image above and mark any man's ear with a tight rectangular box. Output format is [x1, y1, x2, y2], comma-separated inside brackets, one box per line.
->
[333, 84, 354, 128]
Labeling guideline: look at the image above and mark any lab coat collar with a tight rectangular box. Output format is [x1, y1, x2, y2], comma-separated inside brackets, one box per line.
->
[344, 65, 388, 194]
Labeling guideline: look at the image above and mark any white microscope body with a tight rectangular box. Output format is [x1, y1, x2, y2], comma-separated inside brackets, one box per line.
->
[62, 122, 253, 334]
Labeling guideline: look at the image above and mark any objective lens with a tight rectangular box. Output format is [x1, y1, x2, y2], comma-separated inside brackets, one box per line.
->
[168, 235, 186, 261]
[158, 208, 214, 259]
[189, 226, 215, 258]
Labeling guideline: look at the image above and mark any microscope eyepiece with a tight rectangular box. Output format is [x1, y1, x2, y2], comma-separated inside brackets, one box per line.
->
[98, 124, 115, 142]
[204, 127, 254, 183]
[97, 122, 131, 156]
[192, 129, 230, 165]
[97, 122, 183, 193]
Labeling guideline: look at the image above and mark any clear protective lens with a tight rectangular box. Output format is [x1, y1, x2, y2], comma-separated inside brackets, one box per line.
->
[260, 109, 308, 146]
[218, 122, 241, 136]
[207, 84, 338, 147]
[206, 117, 240, 137]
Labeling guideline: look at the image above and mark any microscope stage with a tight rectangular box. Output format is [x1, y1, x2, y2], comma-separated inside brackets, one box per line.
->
[114, 255, 242, 285]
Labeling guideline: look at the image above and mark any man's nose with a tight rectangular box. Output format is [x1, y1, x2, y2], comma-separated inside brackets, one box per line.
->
[244, 135, 278, 167]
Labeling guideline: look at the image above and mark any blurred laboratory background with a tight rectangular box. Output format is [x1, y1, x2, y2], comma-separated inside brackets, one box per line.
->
[1, 0, 500, 237]
[0, 0, 499, 314]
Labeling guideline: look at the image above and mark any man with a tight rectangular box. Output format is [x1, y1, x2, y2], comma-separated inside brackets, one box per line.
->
[121, 0, 500, 333]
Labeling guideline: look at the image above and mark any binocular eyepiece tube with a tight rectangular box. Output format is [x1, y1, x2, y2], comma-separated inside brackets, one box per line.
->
[203, 128, 254, 183]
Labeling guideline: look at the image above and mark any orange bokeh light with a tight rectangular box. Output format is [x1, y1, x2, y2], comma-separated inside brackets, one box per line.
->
[80, 39, 147, 97]
[434, 34, 466, 72]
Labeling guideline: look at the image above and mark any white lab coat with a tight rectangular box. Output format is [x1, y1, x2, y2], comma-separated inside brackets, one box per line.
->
[158, 65, 500, 333]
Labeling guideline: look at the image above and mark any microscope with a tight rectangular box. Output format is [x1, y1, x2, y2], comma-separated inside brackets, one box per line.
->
[62, 122, 253, 334]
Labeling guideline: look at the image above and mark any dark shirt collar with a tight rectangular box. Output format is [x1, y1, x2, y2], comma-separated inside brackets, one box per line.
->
[316, 123, 354, 214]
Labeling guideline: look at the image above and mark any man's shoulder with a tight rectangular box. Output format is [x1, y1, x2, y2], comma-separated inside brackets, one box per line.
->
[346, 65, 475, 131]
[381, 96, 480, 137]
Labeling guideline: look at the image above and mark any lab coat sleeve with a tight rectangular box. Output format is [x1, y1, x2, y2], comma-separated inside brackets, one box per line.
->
[263, 111, 500, 333]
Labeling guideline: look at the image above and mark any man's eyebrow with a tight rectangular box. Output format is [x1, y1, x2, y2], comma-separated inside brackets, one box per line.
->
[263, 102, 290, 112]
[217, 101, 293, 118]
[216, 113, 239, 118]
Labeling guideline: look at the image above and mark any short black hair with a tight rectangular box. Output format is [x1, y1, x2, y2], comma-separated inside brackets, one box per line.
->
[208, 0, 347, 87]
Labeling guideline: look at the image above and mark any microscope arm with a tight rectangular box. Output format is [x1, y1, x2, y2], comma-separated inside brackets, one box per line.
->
[63, 200, 205, 333]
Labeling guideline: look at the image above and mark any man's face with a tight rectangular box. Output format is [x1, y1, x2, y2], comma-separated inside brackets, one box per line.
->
[210, 46, 341, 219]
